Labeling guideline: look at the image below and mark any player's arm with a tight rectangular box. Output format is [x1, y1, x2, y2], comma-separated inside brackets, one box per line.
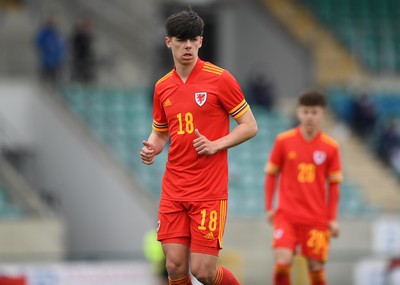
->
[193, 109, 258, 155]
[263, 138, 282, 224]
[265, 172, 278, 224]
[328, 144, 342, 238]
[328, 182, 340, 237]
[140, 130, 169, 165]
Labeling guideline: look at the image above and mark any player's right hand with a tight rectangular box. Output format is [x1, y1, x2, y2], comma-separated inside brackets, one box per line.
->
[266, 210, 275, 225]
[141, 140, 156, 165]
[329, 220, 340, 238]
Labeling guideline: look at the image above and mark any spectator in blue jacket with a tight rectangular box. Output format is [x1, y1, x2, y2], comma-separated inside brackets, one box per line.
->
[35, 15, 66, 87]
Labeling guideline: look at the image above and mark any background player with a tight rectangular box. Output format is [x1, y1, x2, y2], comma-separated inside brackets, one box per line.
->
[140, 8, 258, 285]
[264, 90, 342, 285]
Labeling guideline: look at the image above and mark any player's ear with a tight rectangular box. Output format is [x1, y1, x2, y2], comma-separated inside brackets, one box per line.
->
[165, 36, 172, 48]
[199, 36, 203, 48]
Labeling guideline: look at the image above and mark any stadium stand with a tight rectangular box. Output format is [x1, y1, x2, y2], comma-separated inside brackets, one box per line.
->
[0, 154, 65, 261]
[0, 181, 22, 218]
[328, 87, 400, 179]
[301, 0, 400, 73]
[261, 0, 364, 86]
[60, 85, 165, 199]
[59, 87, 381, 219]
[0, 8, 66, 264]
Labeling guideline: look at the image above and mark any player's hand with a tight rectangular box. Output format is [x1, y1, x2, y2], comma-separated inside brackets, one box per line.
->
[193, 129, 218, 155]
[141, 140, 156, 165]
[266, 210, 275, 225]
[329, 220, 340, 238]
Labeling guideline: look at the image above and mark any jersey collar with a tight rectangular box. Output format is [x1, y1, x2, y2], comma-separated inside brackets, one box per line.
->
[173, 58, 204, 85]
[297, 126, 321, 143]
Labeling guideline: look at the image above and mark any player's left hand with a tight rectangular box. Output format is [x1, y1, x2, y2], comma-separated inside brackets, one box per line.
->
[141, 140, 156, 165]
[193, 129, 218, 155]
[329, 220, 340, 238]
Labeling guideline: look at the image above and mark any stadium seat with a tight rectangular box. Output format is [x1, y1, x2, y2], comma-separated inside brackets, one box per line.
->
[327, 86, 400, 180]
[59, 86, 376, 218]
[0, 183, 23, 218]
[301, 0, 400, 73]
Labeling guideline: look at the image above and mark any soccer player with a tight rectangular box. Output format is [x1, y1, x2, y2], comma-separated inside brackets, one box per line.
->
[264, 90, 342, 285]
[140, 9, 258, 285]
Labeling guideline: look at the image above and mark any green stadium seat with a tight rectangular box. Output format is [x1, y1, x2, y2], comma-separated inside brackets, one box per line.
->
[0, 187, 7, 208]
[301, 0, 400, 73]
[59, 86, 377, 218]
[0, 184, 23, 218]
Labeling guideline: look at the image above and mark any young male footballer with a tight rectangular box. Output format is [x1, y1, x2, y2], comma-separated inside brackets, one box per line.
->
[140, 8, 257, 285]
[264, 90, 342, 285]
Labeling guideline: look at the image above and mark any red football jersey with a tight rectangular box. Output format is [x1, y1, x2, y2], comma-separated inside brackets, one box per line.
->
[152, 59, 249, 201]
[265, 127, 342, 226]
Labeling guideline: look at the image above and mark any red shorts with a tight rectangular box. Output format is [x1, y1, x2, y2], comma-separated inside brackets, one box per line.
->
[273, 218, 331, 262]
[157, 198, 228, 256]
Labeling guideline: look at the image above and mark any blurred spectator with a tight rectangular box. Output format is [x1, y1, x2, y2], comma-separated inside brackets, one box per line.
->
[35, 15, 66, 87]
[70, 16, 96, 84]
[391, 148, 400, 177]
[143, 229, 168, 285]
[351, 93, 378, 137]
[376, 119, 400, 165]
[376, 119, 400, 176]
[247, 72, 275, 111]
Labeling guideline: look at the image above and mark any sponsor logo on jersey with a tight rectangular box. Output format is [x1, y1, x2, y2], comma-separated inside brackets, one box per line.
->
[288, 151, 297, 160]
[313, 150, 326, 165]
[164, 98, 172, 107]
[204, 232, 214, 240]
[195, 92, 207, 106]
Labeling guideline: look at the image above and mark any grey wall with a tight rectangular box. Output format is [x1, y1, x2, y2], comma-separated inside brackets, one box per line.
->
[0, 80, 156, 259]
[216, 1, 314, 100]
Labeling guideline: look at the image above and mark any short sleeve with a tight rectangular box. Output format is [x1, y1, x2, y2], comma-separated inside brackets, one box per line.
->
[328, 146, 343, 182]
[152, 89, 168, 132]
[264, 138, 283, 175]
[218, 71, 250, 120]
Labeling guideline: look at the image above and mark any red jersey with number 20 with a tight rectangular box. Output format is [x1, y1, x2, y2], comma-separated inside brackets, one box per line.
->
[152, 59, 249, 201]
[265, 128, 342, 226]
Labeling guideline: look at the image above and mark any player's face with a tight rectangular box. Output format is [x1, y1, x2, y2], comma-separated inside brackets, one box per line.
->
[166, 36, 203, 66]
[297, 105, 324, 132]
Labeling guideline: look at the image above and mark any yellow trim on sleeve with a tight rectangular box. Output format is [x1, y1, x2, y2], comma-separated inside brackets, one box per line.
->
[328, 171, 343, 182]
[265, 162, 279, 174]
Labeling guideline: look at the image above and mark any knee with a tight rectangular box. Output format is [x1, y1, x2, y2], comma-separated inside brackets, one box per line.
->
[190, 264, 215, 285]
[165, 258, 188, 278]
[275, 256, 293, 266]
[275, 257, 292, 266]
[308, 259, 324, 272]
[274, 249, 293, 265]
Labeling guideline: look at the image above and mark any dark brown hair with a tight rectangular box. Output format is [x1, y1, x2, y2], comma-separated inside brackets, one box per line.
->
[165, 9, 204, 40]
[298, 90, 326, 108]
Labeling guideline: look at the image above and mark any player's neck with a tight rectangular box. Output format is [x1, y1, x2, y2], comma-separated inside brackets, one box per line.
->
[174, 58, 198, 83]
[299, 126, 319, 141]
